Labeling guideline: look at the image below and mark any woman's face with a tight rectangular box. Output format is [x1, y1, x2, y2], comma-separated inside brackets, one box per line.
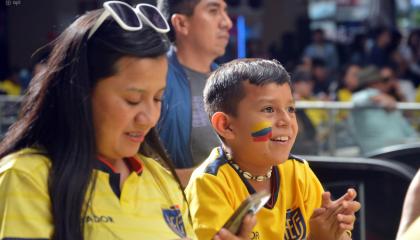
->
[91, 56, 167, 162]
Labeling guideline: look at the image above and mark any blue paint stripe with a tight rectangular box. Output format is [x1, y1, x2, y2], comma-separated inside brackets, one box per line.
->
[251, 127, 272, 137]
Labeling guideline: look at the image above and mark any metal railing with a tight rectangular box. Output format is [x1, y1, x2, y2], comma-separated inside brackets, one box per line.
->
[0, 96, 419, 156]
[296, 101, 420, 156]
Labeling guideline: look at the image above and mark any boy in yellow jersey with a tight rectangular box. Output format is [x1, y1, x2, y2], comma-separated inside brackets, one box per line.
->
[186, 59, 361, 240]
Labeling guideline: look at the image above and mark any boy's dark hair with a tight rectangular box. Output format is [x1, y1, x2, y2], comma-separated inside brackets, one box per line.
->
[204, 58, 291, 118]
[158, 0, 201, 41]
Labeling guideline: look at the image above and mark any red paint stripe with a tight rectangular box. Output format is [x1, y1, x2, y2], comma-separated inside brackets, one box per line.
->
[252, 132, 272, 142]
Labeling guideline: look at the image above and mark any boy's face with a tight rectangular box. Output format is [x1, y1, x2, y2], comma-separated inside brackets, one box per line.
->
[226, 82, 298, 168]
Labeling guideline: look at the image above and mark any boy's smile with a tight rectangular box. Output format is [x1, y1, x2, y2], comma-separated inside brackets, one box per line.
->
[226, 81, 298, 174]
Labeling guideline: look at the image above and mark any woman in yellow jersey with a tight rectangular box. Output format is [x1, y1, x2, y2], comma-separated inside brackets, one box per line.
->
[0, 1, 255, 239]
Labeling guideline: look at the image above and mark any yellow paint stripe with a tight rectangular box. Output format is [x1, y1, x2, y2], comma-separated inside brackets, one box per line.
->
[251, 121, 272, 132]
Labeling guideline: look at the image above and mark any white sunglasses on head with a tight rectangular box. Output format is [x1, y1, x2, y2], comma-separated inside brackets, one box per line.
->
[88, 1, 170, 39]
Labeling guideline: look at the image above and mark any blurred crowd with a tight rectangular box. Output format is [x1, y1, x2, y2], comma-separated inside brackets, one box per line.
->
[3, 26, 420, 155]
[263, 27, 420, 155]
[265, 27, 420, 104]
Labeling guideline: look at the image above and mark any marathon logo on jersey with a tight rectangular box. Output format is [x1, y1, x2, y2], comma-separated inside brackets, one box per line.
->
[162, 205, 187, 238]
[284, 208, 307, 240]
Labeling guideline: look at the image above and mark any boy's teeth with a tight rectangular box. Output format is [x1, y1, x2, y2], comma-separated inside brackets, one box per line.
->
[273, 136, 288, 141]
[128, 133, 140, 137]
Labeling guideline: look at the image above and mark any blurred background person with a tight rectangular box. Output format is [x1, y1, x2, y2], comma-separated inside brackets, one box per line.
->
[292, 69, 319, 155]
[351, 66, 418, 154]
[303, 28, 339, 74]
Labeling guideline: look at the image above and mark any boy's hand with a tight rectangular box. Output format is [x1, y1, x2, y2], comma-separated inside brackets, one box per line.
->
[213, 214, 257, 240]
[309, 188, 361, 240]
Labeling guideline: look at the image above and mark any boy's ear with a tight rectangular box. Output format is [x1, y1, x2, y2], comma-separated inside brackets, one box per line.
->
[171, 14, 189, 35]
[211, 112, 235, 140]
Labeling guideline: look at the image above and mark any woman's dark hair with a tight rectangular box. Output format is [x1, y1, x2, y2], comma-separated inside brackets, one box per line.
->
[204, 58, 291, 118]
[0, 8, 179, 240]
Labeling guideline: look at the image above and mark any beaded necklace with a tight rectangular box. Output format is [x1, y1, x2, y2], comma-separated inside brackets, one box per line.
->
[224, 149, 272, 182]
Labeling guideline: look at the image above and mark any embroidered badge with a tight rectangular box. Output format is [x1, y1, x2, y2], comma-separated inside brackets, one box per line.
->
[162, 205, 187, 238]
[284, 208, 307, 240]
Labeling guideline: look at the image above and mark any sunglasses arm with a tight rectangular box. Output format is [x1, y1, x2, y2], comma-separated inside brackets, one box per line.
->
[88, 11, 111, 39]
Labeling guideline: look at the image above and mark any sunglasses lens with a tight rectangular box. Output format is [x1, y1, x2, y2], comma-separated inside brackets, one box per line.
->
[108, 2, 141, 28]
[138, 5, 168, 30]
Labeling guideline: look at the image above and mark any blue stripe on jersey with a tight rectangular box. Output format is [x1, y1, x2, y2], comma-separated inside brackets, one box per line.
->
[204, 147, 229, 176]
[288, 154, 305, 163]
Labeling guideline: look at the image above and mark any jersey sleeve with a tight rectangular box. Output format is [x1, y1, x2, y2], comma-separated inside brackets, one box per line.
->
[0, 168, 52, 239]
[186, 173, 235, 240]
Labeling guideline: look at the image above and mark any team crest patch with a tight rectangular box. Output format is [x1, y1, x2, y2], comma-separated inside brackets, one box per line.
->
[284, 208, 307, 240]
[162, 205, 187, 238]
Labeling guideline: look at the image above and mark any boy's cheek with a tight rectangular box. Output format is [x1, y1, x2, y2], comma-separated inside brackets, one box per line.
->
[250, 121, 272, 142]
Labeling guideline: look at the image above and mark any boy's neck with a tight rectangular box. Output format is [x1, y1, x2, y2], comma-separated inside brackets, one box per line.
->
[223, 145, 274, 184]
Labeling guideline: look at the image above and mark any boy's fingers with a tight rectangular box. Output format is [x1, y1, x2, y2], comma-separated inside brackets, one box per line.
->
[337, 213, 356, 225]
[342, 201, 361, 215]
[333, 188, 357, 206]
[344, 188, 357, 201]
[311, 207, 326, 219]
[321, 191, 332, 208]
[213, 233, 222, 240]
[215, 228, 234, 240]
[339, 222, 355, 231]
[326, 203, 344, 222]
[238, 214, 257, 238]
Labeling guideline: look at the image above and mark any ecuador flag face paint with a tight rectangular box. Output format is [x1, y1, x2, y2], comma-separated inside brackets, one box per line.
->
[250, 121, 272, 142]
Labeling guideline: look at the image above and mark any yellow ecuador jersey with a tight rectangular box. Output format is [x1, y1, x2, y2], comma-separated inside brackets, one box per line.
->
[0, 148, 195, 239]
[186, 147, 324, 240]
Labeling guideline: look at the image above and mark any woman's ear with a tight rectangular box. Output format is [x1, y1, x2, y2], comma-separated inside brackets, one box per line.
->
[211, 112, 235, 140]
[171, 14, 189, 35]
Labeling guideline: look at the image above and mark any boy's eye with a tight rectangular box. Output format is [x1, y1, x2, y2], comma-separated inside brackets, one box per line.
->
[287, 106, 296, 113]
[262, 106, 274, 113]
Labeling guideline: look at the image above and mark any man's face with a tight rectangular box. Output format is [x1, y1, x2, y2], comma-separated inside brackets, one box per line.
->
[185, 0, 232, 58]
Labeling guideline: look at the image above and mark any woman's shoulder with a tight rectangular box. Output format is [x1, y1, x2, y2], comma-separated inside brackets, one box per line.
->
[0, 148, 50, 176]
[138, 154, 175, 179]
